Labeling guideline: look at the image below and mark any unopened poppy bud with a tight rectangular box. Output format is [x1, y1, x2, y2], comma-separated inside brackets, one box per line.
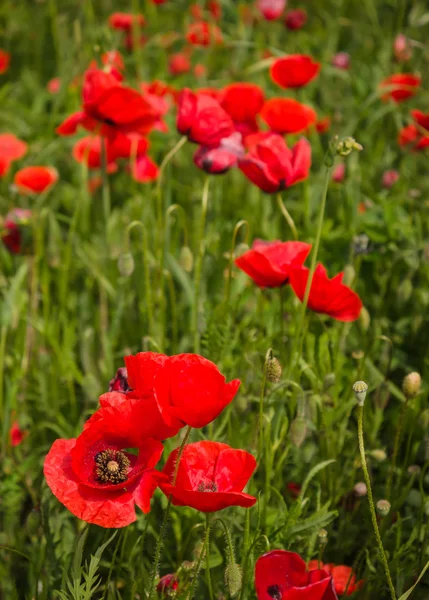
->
[376, 499, 391, 516]
[331, 135, 363, 158]
[118, 252, 135, 277]
[402, 372, 421, 398]
[179, 246, 194, 272]
[323, 373, 336, 392]
[266, 357, 282, 383]
[370, 449, 387, 462]
[408, 465, 421, 476]
[353, 482, 367, 497]
[318, 528, 328, 545]
[289, 416, 307, 448]
[353, 381, 368, 406]
[225, 563, 242, 597]
[359, 307, 371, 331]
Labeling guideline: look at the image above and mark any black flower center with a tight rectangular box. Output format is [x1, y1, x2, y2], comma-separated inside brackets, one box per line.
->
[197, 481, 218, 492]
[267, 585, 282, 600]
[95, 449, 130, 484]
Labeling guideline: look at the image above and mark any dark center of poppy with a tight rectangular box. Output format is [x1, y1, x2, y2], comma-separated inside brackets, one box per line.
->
[267, 585, 282, 600]
[197, 481, 218, 492]
[103, 117, 117, 126]
[95, 449, 130, 484]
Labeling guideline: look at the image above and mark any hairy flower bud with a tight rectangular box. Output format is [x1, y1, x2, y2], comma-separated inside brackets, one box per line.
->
[353, 482, 367, 497]
[118, 252, 135, 277]
[353, 381, 368, 406]
[289, 416, 307, 448]
[225, 563, 242, 597]
[179, 246, 194, 272]
[402, 372, 421, 398]
[370, 449, 387, 462]
[266, 357, 282, 383]
[376, 499, 391, 516]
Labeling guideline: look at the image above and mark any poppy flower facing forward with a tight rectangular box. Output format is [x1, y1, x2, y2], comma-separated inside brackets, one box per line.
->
[177, 89, 235, 146]
[108, 12, 145, 31]
[261, 98, 316, 134]
[308, 562, 363, 596]
[235, 239, 311, 288]
[379, 74, 420, 103]
[1, 208, 32, 254]
[239, 133, 311, 193]
[220, 83, 265, 138]
[44, 400, 164, 528]
[10, 422, 27, 447]
[257, 0, 286, 21]
[270, 55, 320, 89]
[159, 441, 257, 512]
[14, 166, 58, 195]
[289, 264, 362, 322]
[0, 133, 28, 176]
[255, 550, 338, 600]
[186, 21, 223, 46]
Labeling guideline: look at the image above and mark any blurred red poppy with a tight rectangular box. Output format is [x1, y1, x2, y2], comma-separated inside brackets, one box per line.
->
[44, 401, 164, 528]
[194, 131, 244, 174]
[0, 49, 10, 74]
[1, 208, 32, 254]
[157, 574, 179, 596]
[271, 55, 320, 89]
[177, 88, 235, 146]
[398, 124, 429, 151]
[289, 264, 362, 322]
[14, 166, 58, 195]
[260, 98, 316, 134]
[109, 367, 131, 393]
[0, 133, 28, 176]
[186, 21, 223, 46]
[380, 74, 420, 102]
[332, 162, 346, 182]
[169, 53, 191, 75]
[10, 422, 27, 446]
[235, 239, 311, 288]
[307, 562, 363, 596]
[190, 3, 204, 19]
[332, 52, 350, 70]
[256, 0, 286, 20]
[382, 169, 399, 189]
[159, 441, 256, 512]
[194, 63, 207, 78]
[72, 136, 117, 170]
[108, 12, 145, 31]
[220, 83, 265, 138]
[394, 34, 412, 62]
[239, 133, 311, 193]
[131, 154, 159, 183]
[285, 9, 307, 30]
[255, 550, 338, 600]
[47, 77, 61, 94]
[411, 109, 429, 131]
[315, 116, 331, 134]
[208, 1, 222, 20]
[101, 50, 125, 80]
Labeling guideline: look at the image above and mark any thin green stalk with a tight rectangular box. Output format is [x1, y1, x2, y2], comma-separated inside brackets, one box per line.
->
[0, 325, 7, 440]
[258, 350, 271, 460]
[186, 523, 210, 600]
[100, 138, 111, 228]
[193, 177, 211, 353]
[357, 405, 396, 600]
[277, 194, 298, 240]
[205, 514, 214, 600]
[386, 398, 409, 499]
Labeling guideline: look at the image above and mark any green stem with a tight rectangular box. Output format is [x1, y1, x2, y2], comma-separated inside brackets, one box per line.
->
[193, 177, 210, 353]
[386, 398, 409, 500]
[100, 138, 110, 228]
[186, 523, 210, 600]
[277, 194, 298, 240]
[258, 350, 271, 460]
[357, 404, 396, 600]
[205, 514, 214, 600]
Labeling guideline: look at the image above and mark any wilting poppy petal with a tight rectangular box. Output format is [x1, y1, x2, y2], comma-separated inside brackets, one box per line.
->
[270, 55, 320, 89]
[14, 166, 58, 194]
[260, 98, 316, 134]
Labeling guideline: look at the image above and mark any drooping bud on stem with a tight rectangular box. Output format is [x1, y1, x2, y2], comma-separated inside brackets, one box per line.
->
[225, 563, 242, 598]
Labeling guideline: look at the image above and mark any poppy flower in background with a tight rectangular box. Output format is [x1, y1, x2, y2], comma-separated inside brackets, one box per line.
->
[315, 116, 331, 134]
[332, 162, 346, 182]
[220, 83, 265, 138]
[235, 239, 311, 288]
[256, 0, 286, 21]
[169, 53, 191, 76]
[255, 550, 339, 600]
[411, 109, 429, 131]
[208, 1, 222, 20]
[186, 21, 223, 46]
[72, 136, 118, 170]
[159, 441, 257, 512]
[0, 49, 10, 74]
[331, 52, 350, 70]
[382, 169, 399, 189]
[108, 12, 145, 31]
[260, 98, 316, 134]
[157, 574, 179, 595]
[131, 154, 160, 183]
[307, 561, 363, 596]
[194, 131, 245, 174]
[289, 264, 363, 322]
[14, 166, 58, 195]
[47, 77, 61, 94]
[194, 63, 207, 79]
[177, 88, 235, 146]
[398, 124, 429, 151]
[270, 55, 320, 89]
[1, 208, 32, 254]
[0, 133, 28, 176]
[125, 351, 240, 429]
[394, 34, 412, 62]
[109, 367, 131, 393]
[285, 9, 307, 30]
[239, 134, 312, 193]
[10, 422, 27, 447]
[101, 50, 125, 80]
[379, 74, 420, 102]
[44, 400, 165, 528]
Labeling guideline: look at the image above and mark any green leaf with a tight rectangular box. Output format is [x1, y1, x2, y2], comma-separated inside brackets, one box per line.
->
[300, 459, 336, 499]
[398, 559, 429, 600]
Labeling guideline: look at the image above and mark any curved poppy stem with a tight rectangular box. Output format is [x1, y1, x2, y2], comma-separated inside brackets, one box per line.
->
[193, 176, 211, 353]
[205, 514, 214, 600]
[147, 425, 192, 600]
[357, 404, 397, 600]
[276, 194, 298, 240]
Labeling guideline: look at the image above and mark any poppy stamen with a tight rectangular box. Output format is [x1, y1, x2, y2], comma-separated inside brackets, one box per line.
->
[95, 449, 130, 484]
[197, 481, 218, 492]
[267, 585, 282, 600]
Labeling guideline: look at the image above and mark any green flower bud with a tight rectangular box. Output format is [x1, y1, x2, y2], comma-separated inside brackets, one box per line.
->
[266, 357, 282, 383]
[376, 499, 391, 517]
[289, 416, 307, 448]
[323, 373, 336, 392]
[179, 246, 194, 272]
[225, 563, 242, 598]
[118, 252, 135, 277]
[353, 381, 368, 406]
[402, 372, 421, 398]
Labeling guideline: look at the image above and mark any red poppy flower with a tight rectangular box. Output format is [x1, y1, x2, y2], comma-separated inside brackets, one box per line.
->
[186, 21, 223, 46]
[194, 63, 207, 79]
[398, 124, 429, 151]
[255, 550, 338, 600]
[289, 264, 363, 322]
[256, 0, 286, 21]
[239, 133, 311, 193]
[14, 166, 58, 195]
[332, 163, 345, 182]
[271, 55, 320, 89]
[157, 574, 179, 595]
[194, 132, 244, 175]
[177, 88, 235, 146]
[235, 239, 311, 288]
[315, 116, 331, 134]
[260, 98, 316, 134]
[159, 441, 256, 512]
[47, 77, 61, 94]
[109, 367, 131, 393]
[208, 1, 222, 20]
[108, 12, 145, 31]
[1, 208, 32, 254]
[10, 422, 27, 446]
[285, 9, 307, 30]
[307, 562, 362, 596]
[379, 74, 420, 103]
[382, 169, 399, 189]
[44, 400, 165, 528]
[169, 53, 191, 75]
[0, 49, 10, 74]
[190, 3, 204, 19]
[332, 52, 350, 70]
[131, 155, 159, 183]
[101, 50, 125, 80]
[220, 83, 265, 137]
[72, 136, 118, 170]
[394, 34, 412, 63]
[0, 133, 28, 176]
[411, 109, 429, 131]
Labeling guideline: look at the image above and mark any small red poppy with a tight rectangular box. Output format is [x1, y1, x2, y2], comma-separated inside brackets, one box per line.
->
[220, 83, 265, 137]
[331, 52, 350, 70]
[382, 169, 399, 189]
[1, 208, 32, 254]
[109, 367, 131, 393]
[14, 166, 58, 195]
[10, 421, 27, 447]
[307, 562, 363, 596]
[256, 0, 286, 21]
[44, 400, 164, 528]
[208, 1, 222, 20]
[72, 136, 117, 170]
[315, 116, 331, 134]
[131, 154, 159, 183]
[194, 63, 207, 79]
[159, 441, 256, 512]
[47, 77, 61, 94]
[255, 550, 338, 600]
[157, 574, 179, 595]
[289, 264, 363, 322]
[194, 132, 244, 175]
[411, 109, 429, 131]
[236, 239, 311, 288]
[186, 21, 223, 46]
[169, 53, 191, 75]
[190, 3, 204, 19]
[332, 162, 346, 183]
[108, 12, 145, 31]
[0, 49, 10, 74]
[398, 124, 429, 151]
[394, 34, 412, 63]
[285, 9, 307, 30]
[271, 55, 320, 89]
[260, 98, 316, 134]
[239, 133, 311, 193]
[379, 74, 420, 103]
[0, 133, 28, 176]
[177, 88, 235, 146]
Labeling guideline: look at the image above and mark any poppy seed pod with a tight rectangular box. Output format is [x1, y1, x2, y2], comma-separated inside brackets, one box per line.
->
[353, 381, 368, 406]
[353, 482, 367, 497]
[266, 357, 282, 383]
[376, 499, 391, 516]
[402, 372, 421, 398]
[225, 563, 242, 597]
